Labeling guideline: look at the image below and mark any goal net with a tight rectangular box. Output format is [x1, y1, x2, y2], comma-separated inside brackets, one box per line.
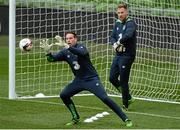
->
[9, 0, 180, 103]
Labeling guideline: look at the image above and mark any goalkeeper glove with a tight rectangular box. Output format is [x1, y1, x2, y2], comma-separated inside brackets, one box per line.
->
[40, 39, 54, 53]
[113, 42, 126, 53]
[54, 35, 69, 49]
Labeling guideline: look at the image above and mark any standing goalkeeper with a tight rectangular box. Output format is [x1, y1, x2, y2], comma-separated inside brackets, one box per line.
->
[40, 32, 132, 127]
[109, 3, 137, 110]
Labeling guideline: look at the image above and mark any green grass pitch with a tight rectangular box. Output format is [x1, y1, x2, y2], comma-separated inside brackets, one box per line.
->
[0, 35, 180, 129]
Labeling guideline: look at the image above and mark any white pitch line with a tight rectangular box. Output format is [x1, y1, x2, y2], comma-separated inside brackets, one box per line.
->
[126, 111, 180, 120]
[21, 99, 104, 111]
[21, 99, 180, 120]
[1, 98, 180, 120]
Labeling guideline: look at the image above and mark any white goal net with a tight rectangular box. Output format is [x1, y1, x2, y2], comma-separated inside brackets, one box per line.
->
[9, 0, 180, 103]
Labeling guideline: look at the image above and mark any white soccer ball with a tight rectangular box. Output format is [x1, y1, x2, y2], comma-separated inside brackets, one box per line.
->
[19, 38, 33, 51]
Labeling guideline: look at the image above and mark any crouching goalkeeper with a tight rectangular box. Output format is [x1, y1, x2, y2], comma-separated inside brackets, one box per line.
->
[40, 32, 133, 127]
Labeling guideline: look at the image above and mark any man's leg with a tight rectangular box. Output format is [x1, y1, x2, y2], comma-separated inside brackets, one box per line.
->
[109, 56, 121, 88]
[60, 80, 83, 125]
[118, 56, 134, 109]
[84, 79, 131, 125]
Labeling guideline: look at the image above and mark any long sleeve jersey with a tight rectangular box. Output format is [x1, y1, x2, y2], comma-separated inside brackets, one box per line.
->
[110, 17, 137, 57]
[46, 43, 98, 80]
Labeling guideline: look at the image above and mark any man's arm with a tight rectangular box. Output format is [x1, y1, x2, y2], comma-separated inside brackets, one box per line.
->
[110, 23, 126, 53]
[110, 24, 117, 44]
[46, 51, 65, 62]
[120, 20, 136, 44]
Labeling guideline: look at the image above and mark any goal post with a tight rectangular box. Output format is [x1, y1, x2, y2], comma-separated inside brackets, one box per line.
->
[9, 0, 16, 99]
[9, 0, 180, 104]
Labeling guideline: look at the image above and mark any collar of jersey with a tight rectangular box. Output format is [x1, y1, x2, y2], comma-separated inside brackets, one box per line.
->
[70, 43, 78, 47]
[116, 16, 131, 23]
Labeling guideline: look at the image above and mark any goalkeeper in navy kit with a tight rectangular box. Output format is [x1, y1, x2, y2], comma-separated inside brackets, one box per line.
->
[109, 3, 137, 110]
[40, 32, 132, 127]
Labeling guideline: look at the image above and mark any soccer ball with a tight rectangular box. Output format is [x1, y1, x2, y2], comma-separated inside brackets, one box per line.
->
[19, 38, 33, 51]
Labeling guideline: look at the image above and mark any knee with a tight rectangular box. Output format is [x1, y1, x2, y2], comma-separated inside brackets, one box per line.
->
[109, 76, 120, 87]
[101, 96, 114, 107]
[120, 81, 128, 88]
[100, 95, 109, 103]
[60, 92, 68, 100]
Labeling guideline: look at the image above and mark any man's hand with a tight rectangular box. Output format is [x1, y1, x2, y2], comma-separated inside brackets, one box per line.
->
[113, 42, 119, 51]
[54, 35, 69, 49]
[113, 42, 126, 53]
[40, 39, 54, 53]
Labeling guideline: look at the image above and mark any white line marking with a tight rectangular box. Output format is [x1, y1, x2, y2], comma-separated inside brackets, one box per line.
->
[127, 111, 180, 120]
[1, 97, 180, 120]
[20, 99, 180, 120]
[21, 99, 104, 110]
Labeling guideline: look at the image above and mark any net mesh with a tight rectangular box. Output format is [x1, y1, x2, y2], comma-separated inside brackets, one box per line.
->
[15, 0, 180, 102]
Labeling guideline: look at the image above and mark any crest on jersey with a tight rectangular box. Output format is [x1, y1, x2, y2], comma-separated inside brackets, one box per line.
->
[117, 27, 119, 30]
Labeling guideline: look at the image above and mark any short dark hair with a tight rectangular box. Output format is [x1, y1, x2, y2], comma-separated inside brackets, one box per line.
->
[65, 32, 77, 38]
[117, 3, 128, 10]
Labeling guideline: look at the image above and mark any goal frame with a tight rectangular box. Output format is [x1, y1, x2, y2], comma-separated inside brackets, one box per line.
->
[9, 0, 180, 104]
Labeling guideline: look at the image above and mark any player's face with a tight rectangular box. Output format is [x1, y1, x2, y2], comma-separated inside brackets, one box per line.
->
[117, 7, 128, 22]
[65, 33, 77, 46]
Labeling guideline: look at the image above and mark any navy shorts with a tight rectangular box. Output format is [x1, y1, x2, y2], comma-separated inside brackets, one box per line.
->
[60, 77, 108, 99]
